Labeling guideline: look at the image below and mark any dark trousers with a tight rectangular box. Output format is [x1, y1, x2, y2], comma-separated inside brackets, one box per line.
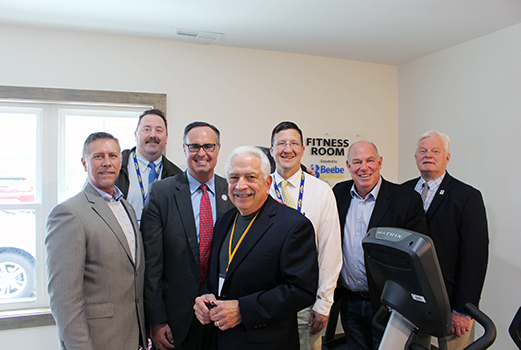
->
[340, 290, 381, 350]
[153, 317, 213, 350]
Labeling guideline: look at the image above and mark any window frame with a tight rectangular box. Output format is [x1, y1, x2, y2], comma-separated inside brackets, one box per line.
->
[0, 85, 167, 329]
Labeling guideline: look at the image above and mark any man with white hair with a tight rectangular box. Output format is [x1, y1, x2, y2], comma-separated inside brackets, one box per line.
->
[194, 145, 318, 350]
[403, 130, 489, 350]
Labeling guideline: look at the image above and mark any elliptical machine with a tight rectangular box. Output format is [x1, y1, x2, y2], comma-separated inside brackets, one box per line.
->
[363, 227, 496, 350]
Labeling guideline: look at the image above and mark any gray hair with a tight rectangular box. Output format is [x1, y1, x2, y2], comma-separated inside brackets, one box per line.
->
[225, 146, 271, 181]
[82, 132, 120, 158]
[347, 140, 380, 162]
[416, 130, 450, 154]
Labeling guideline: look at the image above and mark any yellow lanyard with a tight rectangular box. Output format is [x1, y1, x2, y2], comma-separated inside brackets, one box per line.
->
[227, 211, 259, 272]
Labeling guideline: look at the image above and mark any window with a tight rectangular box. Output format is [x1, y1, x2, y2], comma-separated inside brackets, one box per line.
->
[0, 86, 166, 324]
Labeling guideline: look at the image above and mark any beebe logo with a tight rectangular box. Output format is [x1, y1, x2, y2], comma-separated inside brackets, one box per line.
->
[311, 164, 345, 179]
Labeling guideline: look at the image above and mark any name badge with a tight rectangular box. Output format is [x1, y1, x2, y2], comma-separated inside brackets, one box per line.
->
[218, 273, 225, 296]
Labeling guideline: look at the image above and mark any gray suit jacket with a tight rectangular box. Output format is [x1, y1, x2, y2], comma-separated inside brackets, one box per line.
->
[140, 171, 234, 346]
[45, 183, 145, 350]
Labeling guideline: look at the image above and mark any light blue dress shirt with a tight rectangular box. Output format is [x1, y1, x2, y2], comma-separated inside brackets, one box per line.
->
[187, 172, 217, 243]
[340, 177, 382, 292]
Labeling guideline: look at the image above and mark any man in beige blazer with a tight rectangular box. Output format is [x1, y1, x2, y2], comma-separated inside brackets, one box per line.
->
[46, 132, 145, 350]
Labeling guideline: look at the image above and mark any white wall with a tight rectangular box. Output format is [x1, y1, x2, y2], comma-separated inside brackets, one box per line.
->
[398, 23, 521, 349]
[0, 24, 397, 349]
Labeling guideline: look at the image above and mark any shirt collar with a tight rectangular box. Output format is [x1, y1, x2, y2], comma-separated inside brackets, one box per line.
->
[88, 182, 124, 202]
[272, 168, 303, 188]
[135, 149, 162, 169]
[350, 176, 382, 201]
[420, 172, 446, 189]
[187, 171, 216, 195]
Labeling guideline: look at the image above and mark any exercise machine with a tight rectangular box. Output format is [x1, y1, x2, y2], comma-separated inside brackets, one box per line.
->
[363, 227, 496, 350]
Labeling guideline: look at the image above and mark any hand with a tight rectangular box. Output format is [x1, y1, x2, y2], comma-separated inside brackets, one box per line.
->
[194, 294, 217, 325]
[309, 310, 329, 335]
[209, 300, 243, 331]
[150, 323, 175, 350]
[451, 311, 472, 337]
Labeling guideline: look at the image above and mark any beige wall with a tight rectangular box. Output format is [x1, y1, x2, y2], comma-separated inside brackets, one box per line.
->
[0, 24, 398, 179]
[398, 23, 521, 349]
[0, 24, 397, 349]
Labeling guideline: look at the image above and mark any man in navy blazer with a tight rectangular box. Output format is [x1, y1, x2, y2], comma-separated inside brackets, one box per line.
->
[403, 130, 488, 349]
[332, 140, 427, 350]
[141, 122, 234, 350]
[194, 146, 318, 350]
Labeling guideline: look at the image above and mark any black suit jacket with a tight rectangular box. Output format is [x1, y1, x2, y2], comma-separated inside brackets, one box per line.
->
[116, 147, 182, 198]
[140, 171, 234, 346]
[204, 196, 318, 350]
[403, 173, 489, 312]
[333, 177, 428, 312]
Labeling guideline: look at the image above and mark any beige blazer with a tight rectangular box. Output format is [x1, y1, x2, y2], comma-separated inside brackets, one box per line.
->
[46, 183, 145, 350]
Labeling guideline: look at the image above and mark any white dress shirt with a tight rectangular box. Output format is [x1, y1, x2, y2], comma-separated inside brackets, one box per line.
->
[270, 169, 342, 316]
[127, 149, 163, 222]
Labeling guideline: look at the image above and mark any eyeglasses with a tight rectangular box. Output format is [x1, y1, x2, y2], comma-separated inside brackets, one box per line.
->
[185, 143, 218, 153]
[274, 141, 302, 149]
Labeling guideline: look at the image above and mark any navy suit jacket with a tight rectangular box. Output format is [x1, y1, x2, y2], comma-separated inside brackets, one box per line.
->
[205, 196, 318, 350]
[333, 177, 428, 311]
[333, 177, 428, 238]
[140, 171, 234, 346]
[403, 172, 489, 312]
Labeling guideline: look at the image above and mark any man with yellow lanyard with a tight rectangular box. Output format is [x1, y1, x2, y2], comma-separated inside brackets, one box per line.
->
[194, 146, 318, 350]
[269, 121, 342, 350]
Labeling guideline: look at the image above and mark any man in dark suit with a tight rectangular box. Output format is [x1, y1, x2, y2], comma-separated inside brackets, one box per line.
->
[403, 130, 488, 350]
[332, 140, 427, 350]
[140, 122, 234, 350]
[46, 132, 145, 350]
[194, 146, 318, 350]
[116, 109, 182, 221]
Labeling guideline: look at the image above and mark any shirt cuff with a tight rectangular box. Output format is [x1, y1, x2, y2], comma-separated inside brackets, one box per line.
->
[312, 298, 333, 317]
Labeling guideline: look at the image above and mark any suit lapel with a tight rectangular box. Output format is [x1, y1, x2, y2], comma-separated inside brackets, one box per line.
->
[174, 173, 200, 263]
[337, 181, 353, 233]
[368, 178, 391, 229]
[84, 184, 135, 264]
[215, 175, 232, 217]
[224, 198, 274, 281]
[122, 199, 141, 268]
[426, 173, 452, 221]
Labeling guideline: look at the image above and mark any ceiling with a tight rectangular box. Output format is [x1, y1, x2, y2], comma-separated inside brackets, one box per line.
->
[1, 0, 520, 65]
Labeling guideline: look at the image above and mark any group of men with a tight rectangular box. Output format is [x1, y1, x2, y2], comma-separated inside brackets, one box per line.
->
[45, 109, 488, 350]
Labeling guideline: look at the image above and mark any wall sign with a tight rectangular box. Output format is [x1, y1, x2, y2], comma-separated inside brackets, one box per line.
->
[301, 131, 361, 187]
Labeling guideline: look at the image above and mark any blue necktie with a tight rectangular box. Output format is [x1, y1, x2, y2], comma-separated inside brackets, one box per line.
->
[148, 162, 158, 184]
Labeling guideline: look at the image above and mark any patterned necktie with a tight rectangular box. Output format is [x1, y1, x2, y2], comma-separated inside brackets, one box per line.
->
[281, 180, 297, 209]
[199, 184, 213, 289]
[420, 183, 429, 211]
[148, 162, 158, 185]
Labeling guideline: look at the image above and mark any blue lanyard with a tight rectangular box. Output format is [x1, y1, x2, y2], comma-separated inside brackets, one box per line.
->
[272, 172, 305, 213]
[132, 151, 162, 204]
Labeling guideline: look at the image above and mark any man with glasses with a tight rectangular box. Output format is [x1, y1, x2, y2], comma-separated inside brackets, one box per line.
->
[269, 121, 342, 350]
[116, 109, 182, 222]
[141, 122, 234, 350]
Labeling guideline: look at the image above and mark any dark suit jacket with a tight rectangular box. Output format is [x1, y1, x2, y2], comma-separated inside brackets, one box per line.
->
[333, 177, 428, 312]
[140, 171, 234, 346]
[204, 196, 318, 350]
[116, 147, 182, 199]
[403, 173, 489, 312]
